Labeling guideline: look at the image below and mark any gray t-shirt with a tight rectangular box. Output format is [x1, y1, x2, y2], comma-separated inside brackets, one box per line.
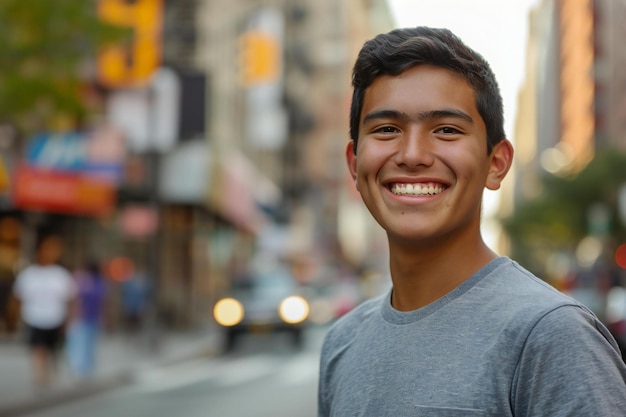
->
[318, 257, 626, 416]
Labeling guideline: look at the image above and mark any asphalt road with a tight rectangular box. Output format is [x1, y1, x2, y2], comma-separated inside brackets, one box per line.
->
[19, 327, 327, 417]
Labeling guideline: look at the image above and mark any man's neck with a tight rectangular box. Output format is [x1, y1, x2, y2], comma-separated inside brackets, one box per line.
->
[387, 234, 496, 311]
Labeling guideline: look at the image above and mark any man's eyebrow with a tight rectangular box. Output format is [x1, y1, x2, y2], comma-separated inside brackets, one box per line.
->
[362, 109, 409, 125]
[361, 108, 474, 125]
[420, 109, 474, 124]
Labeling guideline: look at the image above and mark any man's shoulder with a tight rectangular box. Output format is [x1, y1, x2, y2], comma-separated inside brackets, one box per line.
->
[482, 258, 578, 305]
[15, 264, 38, 282]
[472, 258, 596, 330]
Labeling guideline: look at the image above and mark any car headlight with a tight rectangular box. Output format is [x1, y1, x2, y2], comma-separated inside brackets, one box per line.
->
[279, 296, 309, 324]
[214, 298, 244, 326]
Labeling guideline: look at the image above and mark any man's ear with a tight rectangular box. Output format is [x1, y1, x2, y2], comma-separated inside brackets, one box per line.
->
[346, 141, 359, 190]
[486, 139, 514, 191]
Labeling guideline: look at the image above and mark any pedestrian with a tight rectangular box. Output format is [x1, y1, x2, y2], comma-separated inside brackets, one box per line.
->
[13, 234, 76, 387]
[318, 26, 626, 416]
[120, 268, 149, 336]
[66, 259, 107, 379]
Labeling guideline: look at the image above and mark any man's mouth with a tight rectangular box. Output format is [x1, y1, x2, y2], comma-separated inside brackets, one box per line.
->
[389, 183, 446, 196]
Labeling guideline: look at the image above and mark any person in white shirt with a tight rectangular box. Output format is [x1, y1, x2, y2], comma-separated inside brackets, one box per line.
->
[13, 234, 76, 387]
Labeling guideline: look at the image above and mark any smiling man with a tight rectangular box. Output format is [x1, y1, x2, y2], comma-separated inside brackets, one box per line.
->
[318, 27, 626, 417]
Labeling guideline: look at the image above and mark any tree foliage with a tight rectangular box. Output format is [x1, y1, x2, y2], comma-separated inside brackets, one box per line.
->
[502, 149, 626, 273]
[0, 0, 130, 133]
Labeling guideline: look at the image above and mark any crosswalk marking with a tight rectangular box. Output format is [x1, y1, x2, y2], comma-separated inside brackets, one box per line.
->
[129, 350, 319, 394]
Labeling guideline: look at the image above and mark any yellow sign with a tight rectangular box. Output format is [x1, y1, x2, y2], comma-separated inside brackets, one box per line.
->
[97, 0, 163, 88]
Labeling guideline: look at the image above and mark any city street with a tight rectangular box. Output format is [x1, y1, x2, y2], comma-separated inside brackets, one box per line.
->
[18, 326, 326, 417]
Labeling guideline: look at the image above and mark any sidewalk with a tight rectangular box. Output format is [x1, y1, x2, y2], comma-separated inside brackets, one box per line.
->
[0, 326, 222, 417]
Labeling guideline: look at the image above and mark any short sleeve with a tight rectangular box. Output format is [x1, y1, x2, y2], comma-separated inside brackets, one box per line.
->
[512, 305, 626, 416]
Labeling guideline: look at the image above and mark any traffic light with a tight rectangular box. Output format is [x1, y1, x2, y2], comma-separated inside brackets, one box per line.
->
[238, 30, 281, 87]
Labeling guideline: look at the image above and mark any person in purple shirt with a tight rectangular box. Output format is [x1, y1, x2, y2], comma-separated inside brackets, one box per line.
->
[66, 260, 107, 378]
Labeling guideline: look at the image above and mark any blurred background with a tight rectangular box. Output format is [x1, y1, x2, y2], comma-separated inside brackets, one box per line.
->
[0, 0, 625, 416]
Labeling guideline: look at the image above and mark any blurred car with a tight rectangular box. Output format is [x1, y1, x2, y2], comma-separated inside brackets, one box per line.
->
[213, 264, 310, 352]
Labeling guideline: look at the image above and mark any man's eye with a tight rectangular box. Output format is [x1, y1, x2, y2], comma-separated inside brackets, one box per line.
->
[436, 127, 460, 134]
[376, 126, 398, 133]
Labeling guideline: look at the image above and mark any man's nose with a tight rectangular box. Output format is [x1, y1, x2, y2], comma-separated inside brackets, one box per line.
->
[395, 129, 435, 168]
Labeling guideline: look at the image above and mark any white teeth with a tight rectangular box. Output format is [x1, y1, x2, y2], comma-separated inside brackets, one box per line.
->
[391, 183, 444, 196]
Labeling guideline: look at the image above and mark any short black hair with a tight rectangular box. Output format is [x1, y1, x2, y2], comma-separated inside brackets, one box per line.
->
[349, 26, 505, 154]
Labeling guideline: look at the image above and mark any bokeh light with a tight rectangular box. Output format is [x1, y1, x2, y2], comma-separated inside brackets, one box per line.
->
[615, 244, 626, 269]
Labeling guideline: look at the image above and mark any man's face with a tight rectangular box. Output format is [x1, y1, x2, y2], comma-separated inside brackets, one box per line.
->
[38, 237, 62, 265]
[346, 65, 510, 246]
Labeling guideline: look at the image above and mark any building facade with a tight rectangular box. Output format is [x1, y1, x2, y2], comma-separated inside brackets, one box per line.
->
[505, 0, 626, 289]
[0, 0, 393, 334]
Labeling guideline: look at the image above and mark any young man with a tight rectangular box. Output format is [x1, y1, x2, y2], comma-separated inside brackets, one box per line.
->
[318, 26, 626, 416]
[13, 234, 76, 386]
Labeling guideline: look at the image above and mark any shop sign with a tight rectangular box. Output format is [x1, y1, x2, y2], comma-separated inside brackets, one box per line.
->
[12, 165, 115, 216]
[25, 129, 124, 183]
